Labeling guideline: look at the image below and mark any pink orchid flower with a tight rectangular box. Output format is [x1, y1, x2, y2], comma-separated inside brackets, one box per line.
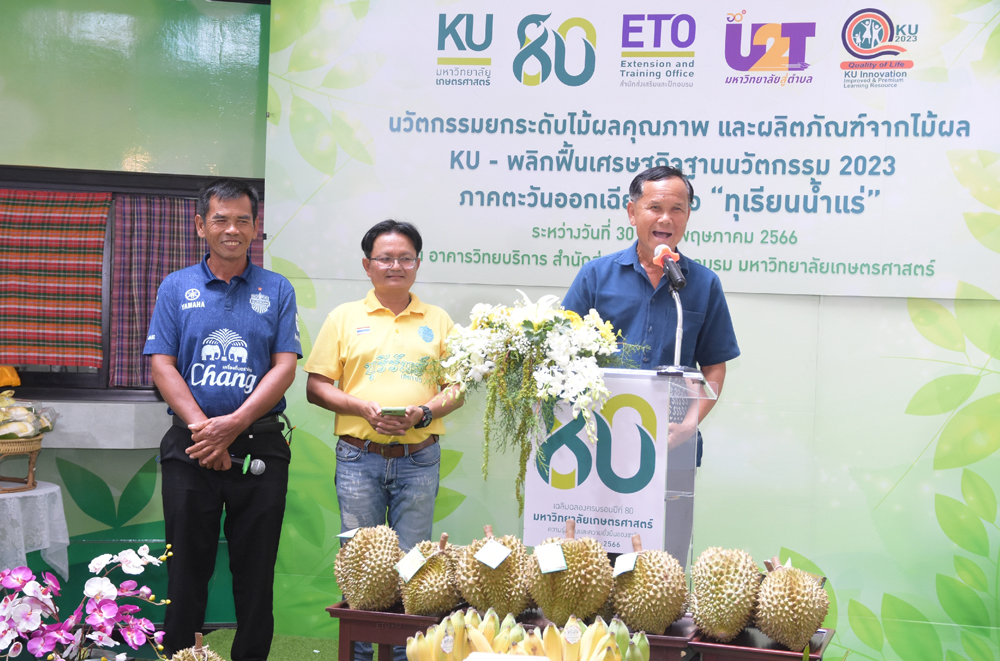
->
[86, 630, 117, 648]
[85, 599, 119, 628]
[1, 567, 34, 591]
[7, 640, 22, 657]
[41, 573, 60, 597]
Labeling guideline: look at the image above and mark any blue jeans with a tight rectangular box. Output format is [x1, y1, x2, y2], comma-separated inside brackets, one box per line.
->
[335, 438, 441, 661]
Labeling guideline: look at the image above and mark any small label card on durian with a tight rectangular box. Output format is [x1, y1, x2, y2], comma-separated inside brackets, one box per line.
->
[534, 543, 567, 574]
[337, 528, 359, 539]
[395, 546, 428, 583]
[613, 552, 638, 577]
[475, 540, 512, 569]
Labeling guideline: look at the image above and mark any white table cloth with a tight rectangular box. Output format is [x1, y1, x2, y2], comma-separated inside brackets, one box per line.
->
[0, 480, 70, 579]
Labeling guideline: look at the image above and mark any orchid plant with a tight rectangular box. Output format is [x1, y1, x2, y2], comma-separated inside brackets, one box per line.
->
[436, 291, 638, 514]
[0, 545, 171, 661]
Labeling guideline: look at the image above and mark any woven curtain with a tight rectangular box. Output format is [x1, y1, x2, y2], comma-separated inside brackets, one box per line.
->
[109, 196, 265, 387]
[0, 189, 112, 368]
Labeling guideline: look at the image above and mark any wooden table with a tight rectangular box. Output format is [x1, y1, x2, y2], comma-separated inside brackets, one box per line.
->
[327, 601, 440, 661]
[689, 627, 835, 661]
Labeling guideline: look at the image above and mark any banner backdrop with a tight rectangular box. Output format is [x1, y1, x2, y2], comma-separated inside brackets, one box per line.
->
[265, 1, 997, 300]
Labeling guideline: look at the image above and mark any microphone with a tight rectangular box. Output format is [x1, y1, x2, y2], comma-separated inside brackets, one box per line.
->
[653, 244, 686, 291]
[230, 453, 266, 475]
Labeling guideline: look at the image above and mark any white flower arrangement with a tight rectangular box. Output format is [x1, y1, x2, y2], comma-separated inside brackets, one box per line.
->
[438, 291, 624, 513]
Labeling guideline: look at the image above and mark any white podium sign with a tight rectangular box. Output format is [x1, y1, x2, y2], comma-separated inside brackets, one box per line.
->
[523, 370, 676, 552]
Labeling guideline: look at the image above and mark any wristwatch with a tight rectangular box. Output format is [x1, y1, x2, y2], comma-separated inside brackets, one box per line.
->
[414, 405, 433, 429]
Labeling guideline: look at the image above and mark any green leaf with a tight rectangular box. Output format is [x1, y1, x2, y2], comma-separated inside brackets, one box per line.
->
[56, 458, 118, 528]
[269, 1, 308, 54]
[271, 256, 316, 309]
[949, 651, 972, 661]
[907, 299, 965, 352]
[936, 494, 990, 557]
[954, 282, 1000, 358]
[320, 53, 386, 89]
[802, 645, 809, 661]
[905, 374, 980, 415]
[289, 96, 337, 176]
[948, 151, 1000, 211]
[115, 455, 158, 527]
[962, 631, 995, 661]
[284, 487, 326, 548]
[962, 630, 994, 661]
[935, 393, 1000, 469]
[964, 213, 1000, 255]
[962, 469, 997, 522]
[439, 449, 463, 480]
[297, 312, 313, 366]
[971, 22, 1000, 83]
[267, 84, 281, 126]
[433, 486, 466, 522]
[955, 556, 990, 592]
[287, 1, 367, 73]
[779, 548, 837, 630]
[848, 599, 883, 652]
[330, 108, 375, 165]
[881, 594, 943, 661]
[936, 574, 991, 629]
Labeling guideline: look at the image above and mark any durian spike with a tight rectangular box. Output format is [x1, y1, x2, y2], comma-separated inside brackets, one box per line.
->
[484, 525, 494, 539]
[565, 518, 576, 539]
[630, 535, 642, 553]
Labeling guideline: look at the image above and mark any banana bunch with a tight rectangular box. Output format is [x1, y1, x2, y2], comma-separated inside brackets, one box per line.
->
[406, 611, 651, 661]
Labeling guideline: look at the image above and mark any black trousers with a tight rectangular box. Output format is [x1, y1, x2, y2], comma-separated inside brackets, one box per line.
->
[160, 425, 289, 661]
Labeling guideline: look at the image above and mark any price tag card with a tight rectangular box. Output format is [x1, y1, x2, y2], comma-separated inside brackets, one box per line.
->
[337, 528, 359, 539]
[475, 540, 512, 569]
[562, 622, 583, 645]
[441, 634, 455, 654]
[534, 543, 567, 574]
[395, 547, 428, 583]
[613, 552, 639, 577]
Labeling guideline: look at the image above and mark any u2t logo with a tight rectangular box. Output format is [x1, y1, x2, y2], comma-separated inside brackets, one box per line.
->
[724, 20, 815, 71]
[513, 14, 597, 86]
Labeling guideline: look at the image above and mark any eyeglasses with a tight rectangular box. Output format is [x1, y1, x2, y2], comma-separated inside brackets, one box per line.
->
[370, 256, 417, 269]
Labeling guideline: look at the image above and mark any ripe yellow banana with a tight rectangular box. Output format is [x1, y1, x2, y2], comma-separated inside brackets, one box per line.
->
[492, 627, 512, 654]
[416, 632, 432, 661]
[436, 620, 455, 661]
[587, 634, 614, 661]
[451, 611, 467, 661]
[466, 624, 494, 654]
[579, 619, 607, 661]
[561, 616, 582, 661]
[524, 628, 545, 656]
[511, 643, 529, 656]
[543, 624, 562, 661]
[595, 646, 616, 661]
[509, 624, 527, 648]
[466, 609, 482, 630]
[407, 636, 417, 661]
[479, 609, 499, 645]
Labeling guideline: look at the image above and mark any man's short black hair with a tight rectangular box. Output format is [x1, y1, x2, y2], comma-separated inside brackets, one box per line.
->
[197, 178, 259, 221]
[629, 166, 694, 206]
[361, 220, 423, 257]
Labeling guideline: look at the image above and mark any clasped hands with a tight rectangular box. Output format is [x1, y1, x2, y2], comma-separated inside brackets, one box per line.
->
[359, 401, 423, 436]
[185, 414, 247, 471]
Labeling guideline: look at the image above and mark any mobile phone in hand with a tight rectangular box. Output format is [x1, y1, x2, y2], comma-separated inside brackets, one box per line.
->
[380, 406, 407, 416]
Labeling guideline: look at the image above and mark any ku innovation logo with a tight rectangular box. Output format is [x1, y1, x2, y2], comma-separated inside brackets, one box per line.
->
[536, 395, 657, 494]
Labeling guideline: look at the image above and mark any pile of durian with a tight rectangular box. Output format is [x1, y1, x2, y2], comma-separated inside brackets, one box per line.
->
[406, 608, 652, 661]
[0, 390, 57, 439]
[334, 522, 829, 653]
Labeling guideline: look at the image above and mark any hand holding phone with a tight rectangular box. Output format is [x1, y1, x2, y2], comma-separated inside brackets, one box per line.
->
[380, 406, 407, 416]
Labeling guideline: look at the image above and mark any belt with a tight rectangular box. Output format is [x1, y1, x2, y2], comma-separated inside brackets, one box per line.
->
[172, 415, 284, 436]
[339, 434, 438, 458]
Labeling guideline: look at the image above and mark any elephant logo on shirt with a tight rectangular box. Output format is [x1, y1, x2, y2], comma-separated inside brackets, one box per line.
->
[200, 329, 248, 363]
[228, 346, 248, 363]
[201, 345, 221, 361]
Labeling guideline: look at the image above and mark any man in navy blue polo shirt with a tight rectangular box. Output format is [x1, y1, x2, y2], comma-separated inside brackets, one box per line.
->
[563, 166, 739, 567]
[144, 178, 300, 661]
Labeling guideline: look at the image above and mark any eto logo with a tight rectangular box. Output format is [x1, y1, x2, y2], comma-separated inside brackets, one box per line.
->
[513, 14, 597, 87]
[536, 395, 657, 494]
[724, 19, 815, 71]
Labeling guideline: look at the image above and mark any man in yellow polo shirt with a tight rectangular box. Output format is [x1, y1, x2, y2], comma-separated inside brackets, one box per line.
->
[305, 219, 463, 569]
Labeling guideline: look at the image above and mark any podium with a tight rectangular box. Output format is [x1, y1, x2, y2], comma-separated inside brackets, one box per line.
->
[523, 367, 716, 569]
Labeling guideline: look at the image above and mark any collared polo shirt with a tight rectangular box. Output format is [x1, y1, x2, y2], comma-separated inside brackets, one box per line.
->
[143, 254, 301, 419]
[304, 290, 453, 444]
[562, 242, 740, 369]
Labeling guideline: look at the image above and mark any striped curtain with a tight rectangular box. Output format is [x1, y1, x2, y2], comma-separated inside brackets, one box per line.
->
[0, 190, 112, 368]
[109, 196, 264, 387]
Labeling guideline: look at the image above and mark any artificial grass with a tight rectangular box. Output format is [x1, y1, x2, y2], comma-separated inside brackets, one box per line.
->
[202, 629, 340, 661]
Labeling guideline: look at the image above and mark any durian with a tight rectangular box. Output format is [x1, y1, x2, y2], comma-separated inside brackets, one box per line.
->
[755, 562, 829, 652]
[613, 534, 687, 634]
[334, 524, 403, 610]
[528, 519, 613, 627]
[457, 525, 532, 616]
[401, 533, 464, 615]
[170, 633, 224, 661]
[689, 547, 760, 642]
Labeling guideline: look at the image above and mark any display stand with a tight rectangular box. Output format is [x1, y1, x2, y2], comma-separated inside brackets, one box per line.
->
[689, 627, 835, 661]
[327, 602, 440, 661]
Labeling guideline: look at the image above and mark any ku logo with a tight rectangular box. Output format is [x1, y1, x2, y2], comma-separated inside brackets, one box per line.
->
[438, 14, 493, 51]
[200, 329, 248, 363]
[724, 18, 815, 71]
[536, 395, 656, 494]
[513, 14, 596, 87]
[842, 9, 907, 59]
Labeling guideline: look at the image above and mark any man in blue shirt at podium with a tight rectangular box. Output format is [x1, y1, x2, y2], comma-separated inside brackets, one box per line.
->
[563, 165, 740, 567]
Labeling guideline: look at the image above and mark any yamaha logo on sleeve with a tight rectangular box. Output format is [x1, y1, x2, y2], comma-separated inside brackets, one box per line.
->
[250, 289, 270, 314]
[185, 288, 201, 301]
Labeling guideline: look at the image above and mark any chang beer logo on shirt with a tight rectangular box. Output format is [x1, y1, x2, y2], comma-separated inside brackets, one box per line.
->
[190, 328, 257, 394]
[513, 14, 596, 87]
[535, 395, 656, 494]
